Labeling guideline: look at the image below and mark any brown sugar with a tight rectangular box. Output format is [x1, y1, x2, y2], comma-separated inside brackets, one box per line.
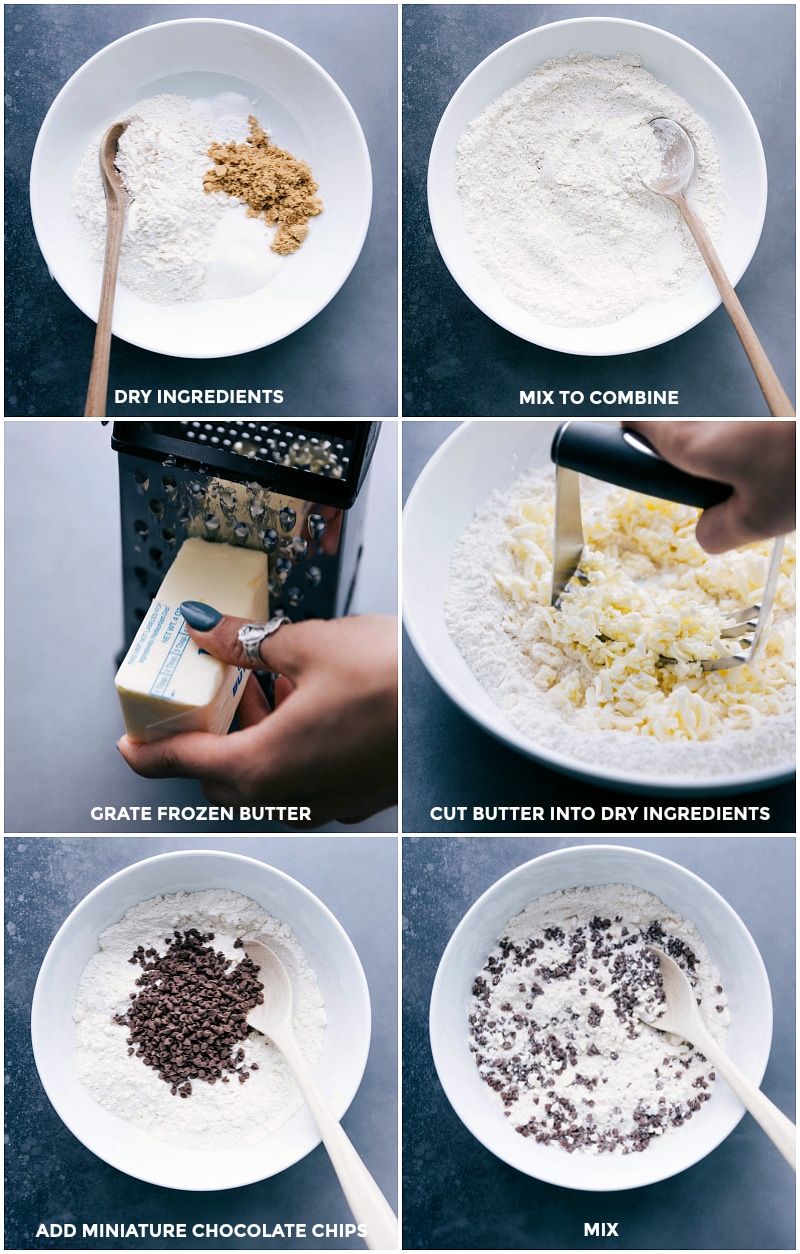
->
[204, 116, 322, 255]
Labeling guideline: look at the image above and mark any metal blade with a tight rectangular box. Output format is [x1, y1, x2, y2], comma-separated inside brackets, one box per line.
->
[745, 535, 784, 664]
[550, 465, 584, 606]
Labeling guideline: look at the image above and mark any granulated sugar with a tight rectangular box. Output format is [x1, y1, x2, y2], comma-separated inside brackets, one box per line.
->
[456, 52, 721, 328]
[445, 466, 795, 781]
[470, 884, 728, 1155]
[74, 889, 325, 1149]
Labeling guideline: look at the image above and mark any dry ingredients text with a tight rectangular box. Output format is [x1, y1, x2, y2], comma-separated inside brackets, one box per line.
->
[114, 389, 283, 405]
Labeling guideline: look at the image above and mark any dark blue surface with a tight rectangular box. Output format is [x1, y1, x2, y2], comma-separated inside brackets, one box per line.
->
[4, 837, 398, 1251]
[402, 4, 796, 417]
[5, 5, 398, 417]
[402, 836, 796, 1250]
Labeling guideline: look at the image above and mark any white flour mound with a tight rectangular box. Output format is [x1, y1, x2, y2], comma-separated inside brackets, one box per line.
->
[72, 93, 281, 304]
[445, 466, 796, 781]
[470, 884, 728, 1155]
[456, 52, 721, 328]
[74, 889, 326, 1149]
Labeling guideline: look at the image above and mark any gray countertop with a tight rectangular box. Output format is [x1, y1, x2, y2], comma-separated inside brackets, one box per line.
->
[402, 422, 795, 832]
[402, 836, 796, 1250]
[5, 836, 397, 1251]
[5, 4, 397, 417]
[4, 420, 398, 834]
[402, 4, 796, 416]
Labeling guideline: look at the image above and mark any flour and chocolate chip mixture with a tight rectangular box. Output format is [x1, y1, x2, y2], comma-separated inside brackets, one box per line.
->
[112, 927, 265, 1099]
[74, 889, 325, 1149]
[469, 884, 729, 1155]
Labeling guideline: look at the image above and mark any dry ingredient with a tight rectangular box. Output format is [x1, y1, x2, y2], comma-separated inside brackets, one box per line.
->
[456, 52, 721, 328]
[72, 94, 251, 303]
[445, 465, 795, 779]
[205, 116, 323, 255]
[470, 884, 728, 1155]
[112, 928, 264, 1098]
[74, 889, 325, 1148]
[71, 93, 311, 303]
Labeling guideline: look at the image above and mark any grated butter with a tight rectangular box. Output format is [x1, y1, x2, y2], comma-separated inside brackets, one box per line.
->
[494, 482, 795, 741]
[115, 538, 269, 743]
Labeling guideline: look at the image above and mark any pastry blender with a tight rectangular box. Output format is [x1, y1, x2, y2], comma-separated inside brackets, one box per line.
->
[550, 422, 784, 672]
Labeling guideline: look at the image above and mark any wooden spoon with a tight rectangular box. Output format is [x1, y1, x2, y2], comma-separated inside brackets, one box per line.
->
[641, 946, 795, 1169]
[645, 117, 794, 417]
[84, 121, 130, 417]
[245, 941, 398, 1251]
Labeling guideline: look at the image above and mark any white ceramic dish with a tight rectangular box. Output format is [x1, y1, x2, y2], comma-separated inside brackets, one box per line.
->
[428, 17, 767, 355]
[402, 420, 795, 796]
[30, 19, 372, 358]
[430, 844, 773, 1191]
[31, 850, 371, 1190]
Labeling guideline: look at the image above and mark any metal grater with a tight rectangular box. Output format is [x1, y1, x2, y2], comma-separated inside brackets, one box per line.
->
[112, 421, 380, 650]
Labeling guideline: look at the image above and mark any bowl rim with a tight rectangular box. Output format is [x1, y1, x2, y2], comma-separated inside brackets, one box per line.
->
[427, 15, 768, 356]
[402, 420, 795, 796]
[31, 848, 371, 1191]
[429, 842, 774, 1191]
[29, 16, 373, 359]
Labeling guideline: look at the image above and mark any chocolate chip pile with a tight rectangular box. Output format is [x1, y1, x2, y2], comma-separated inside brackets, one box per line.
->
[112, 929, 264, 1098]
[469, 887, 726, 1155]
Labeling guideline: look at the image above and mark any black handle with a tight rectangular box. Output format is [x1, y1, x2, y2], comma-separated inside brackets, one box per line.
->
[551, 422, 732, 509]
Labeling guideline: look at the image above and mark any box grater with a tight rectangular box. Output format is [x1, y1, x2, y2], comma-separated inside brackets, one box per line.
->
[112, 421, 380, 650]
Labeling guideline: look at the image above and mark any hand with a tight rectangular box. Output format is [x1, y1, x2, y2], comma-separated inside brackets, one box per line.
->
[118, 612, 398, 828]
[622, 421, 795, 552]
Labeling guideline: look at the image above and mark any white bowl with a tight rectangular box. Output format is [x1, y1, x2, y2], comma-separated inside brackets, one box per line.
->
[31, 850, 370, 1191]
[402, 420, 795, 795]
[428, 17, 767, 355]
[30, 19, 372, 358]
[430, 844, 773, 1191]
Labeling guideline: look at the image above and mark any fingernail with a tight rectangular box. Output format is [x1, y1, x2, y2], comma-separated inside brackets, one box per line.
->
[180, 601, 223, 631]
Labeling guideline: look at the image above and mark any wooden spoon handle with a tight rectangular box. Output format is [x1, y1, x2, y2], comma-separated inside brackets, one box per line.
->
[276, 1029, 398, 1250]
[676, 196, 795, 417]
[84, 193, 126, 417]
[700, 1035, 796, 1170]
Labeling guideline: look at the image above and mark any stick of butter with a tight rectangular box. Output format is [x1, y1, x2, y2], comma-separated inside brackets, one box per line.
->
[115, 538, 269, 743]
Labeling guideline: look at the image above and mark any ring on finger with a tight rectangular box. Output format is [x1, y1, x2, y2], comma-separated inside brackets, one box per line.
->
[238, 616, 289, 665]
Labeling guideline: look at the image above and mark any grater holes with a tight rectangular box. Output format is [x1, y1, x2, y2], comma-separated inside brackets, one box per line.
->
[167, 422, 353, 477]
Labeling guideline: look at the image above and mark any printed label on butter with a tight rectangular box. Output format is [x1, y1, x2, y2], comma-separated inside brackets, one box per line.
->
[115, 538, 269, 743]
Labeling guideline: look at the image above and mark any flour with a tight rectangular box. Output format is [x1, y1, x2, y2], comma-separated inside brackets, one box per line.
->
[470, 884, 728, 1154]
[73, 889, 326, 1149]
[445, 465, 796, 781]
[71, 94, 282, 304]
[456, 52, 721, 328]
